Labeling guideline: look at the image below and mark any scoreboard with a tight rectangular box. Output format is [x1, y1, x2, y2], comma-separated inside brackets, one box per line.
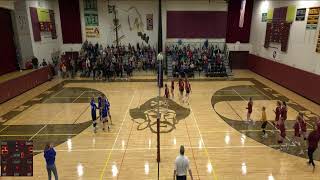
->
[1, 141, 33, 176]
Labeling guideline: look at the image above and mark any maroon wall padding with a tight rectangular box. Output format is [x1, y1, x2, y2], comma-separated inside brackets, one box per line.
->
[226, 0, 254, 43]
[248, 54, 320, 104]
[59, 0, 82, 43]
[229, 51, 249, 69]
[30, 7, 41, 42]
[0, 8, 17, 75]
[0, 67, 52, 104]
[166, 11, 227, 38]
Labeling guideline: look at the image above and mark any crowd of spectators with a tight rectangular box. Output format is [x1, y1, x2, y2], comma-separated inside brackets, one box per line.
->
[165, 44, 226, 77]
[59, 41, 157, 80]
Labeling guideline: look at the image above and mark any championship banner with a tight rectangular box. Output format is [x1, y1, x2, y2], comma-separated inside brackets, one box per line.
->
[146, 14, 153, 30]
[37, 8, 52, 32]
[306, 7, 320, 30]
[296, 8, 306, 21]
[84, 0, 99, 38]
[85, 27, 100, 38]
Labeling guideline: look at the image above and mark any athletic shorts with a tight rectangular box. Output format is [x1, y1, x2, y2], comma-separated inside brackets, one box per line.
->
[102, 116, 109, 123]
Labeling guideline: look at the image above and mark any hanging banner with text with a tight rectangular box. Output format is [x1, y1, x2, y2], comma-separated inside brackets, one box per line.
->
[306, 7, 320, 30]
[84, 0, 99, 38]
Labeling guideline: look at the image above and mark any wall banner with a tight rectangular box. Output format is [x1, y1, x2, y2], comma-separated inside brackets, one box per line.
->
[146, 14, 153, 30]
[84, 0, 99, 38]
[296, 8, 306, 21]
[262, 13, 267, 22]
[306, 7, 320, 30]
[85, 27, 100, 38]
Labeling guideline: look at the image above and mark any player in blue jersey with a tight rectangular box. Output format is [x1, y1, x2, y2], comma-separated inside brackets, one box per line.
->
[101, 95, 111, 131]
[98, 95, 102, 121]
[90, 97, 98, 133]
[105, 96, 112, 125]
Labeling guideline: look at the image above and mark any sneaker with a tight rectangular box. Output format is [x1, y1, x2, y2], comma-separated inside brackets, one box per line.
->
[299, 150, 304, 155]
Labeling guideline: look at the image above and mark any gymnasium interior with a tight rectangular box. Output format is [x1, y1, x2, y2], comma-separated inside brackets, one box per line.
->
[0, 0, 320, 179]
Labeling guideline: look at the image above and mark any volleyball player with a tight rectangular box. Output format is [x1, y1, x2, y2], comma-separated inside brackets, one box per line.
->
[246, 97, 253, 122]
[171, 79, 175, 99]
[278, 118, 287, 151]
[184, 78, 191, 104]
[274, 101, 282, 127]
[101, 95, 110, 131]
[261, 106, 268, 138]
[164, 83, 170, 110]
[164, 83, 170, 99]
[281, 101, 287, 121]
[106, 96, 112, 125]
[98, 95, 102, 121]
[293, 115, 303, 154]
[299, 113, 307, 141]
[307, 118, 320, 170]
[178, 77, 184, 102]
[90, 97, 98, 133]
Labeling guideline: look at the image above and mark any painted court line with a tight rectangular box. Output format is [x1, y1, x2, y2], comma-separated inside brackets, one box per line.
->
[99, 90, 136, 180]
[33, 145, 280, 153]
[0, 133, 77, 137]
[189, 105, 218, 180]
[72, 91, 87, 103]
[0, 125, 10, 133]
[28, 125, 47, 141]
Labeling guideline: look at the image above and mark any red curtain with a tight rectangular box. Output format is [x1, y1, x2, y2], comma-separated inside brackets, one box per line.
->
[167, 11, 227, 38]
[0, 8, 17, 75]
[226, 0, 254, 43]
[58, 0, 82, 44]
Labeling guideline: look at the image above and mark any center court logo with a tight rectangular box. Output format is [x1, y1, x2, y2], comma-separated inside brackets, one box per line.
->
[130, 97, 190, 133]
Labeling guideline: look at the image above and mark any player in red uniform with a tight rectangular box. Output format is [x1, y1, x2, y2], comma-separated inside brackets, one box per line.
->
[293, 114, 304, 154]
[273, 101, 282, 127]
[184, 78, 191, 104]
[281, 101, 287, 121]
[178, 77, 184, 102]
[299, 113, 307, 141]
[307, 117, 320, 170]
[164, 84, 170, 110]
[278, 118, 287, 151]
[246, 97, 253, 122]
[171, 79, 175, 99]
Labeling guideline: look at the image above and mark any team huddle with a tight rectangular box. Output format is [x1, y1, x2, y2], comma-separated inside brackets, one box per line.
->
[246, 98, 320, 169]
[164, 77, 192, 104]
[90, 95, 112, 133]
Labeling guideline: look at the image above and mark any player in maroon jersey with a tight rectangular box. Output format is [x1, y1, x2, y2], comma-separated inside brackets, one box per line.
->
[164, 84, 170, 109]
[171, 79, 175, 99]
[278, 118, 287, 151]
[293, 114, 304, 154]
[246, 97, 253, 122]
[184, 78, 191, 104]
[273, 101, 282, 127]
[281, 101, 287, 121]
[164, 84, 170, 99]
[299, 113, 307, 141]
[178, 77, 184, 102]
[307, 117, 320, 170]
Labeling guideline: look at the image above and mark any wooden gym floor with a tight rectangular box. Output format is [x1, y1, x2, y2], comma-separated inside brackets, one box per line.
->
[0, 70, 319, 180]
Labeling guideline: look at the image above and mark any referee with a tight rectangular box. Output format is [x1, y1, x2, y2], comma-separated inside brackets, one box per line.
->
[174, 145, 194, 180]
